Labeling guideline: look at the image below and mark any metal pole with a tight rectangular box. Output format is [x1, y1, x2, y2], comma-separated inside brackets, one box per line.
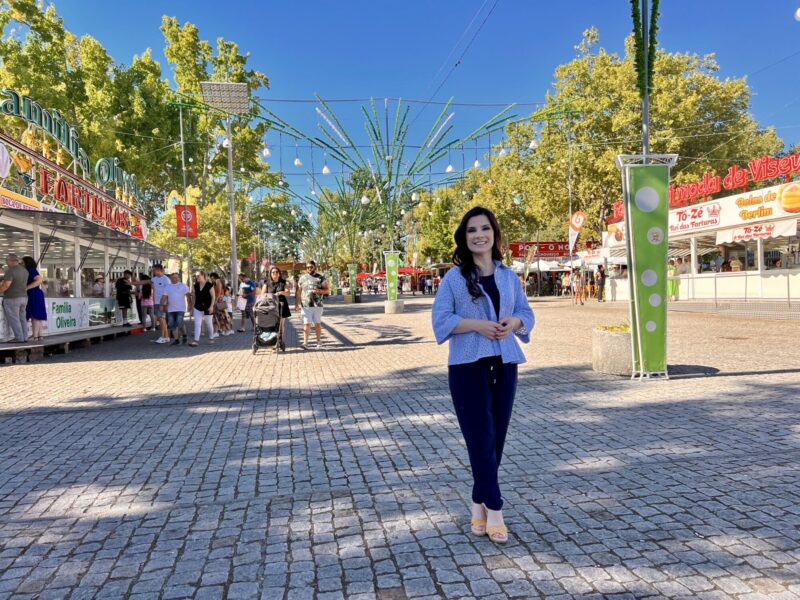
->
[641, 0, 650, 161]
[536, 228, 542, 297]
[226, 116, 238, 285]
[179, 104, 192, 282]
[567, 135, 573, 246]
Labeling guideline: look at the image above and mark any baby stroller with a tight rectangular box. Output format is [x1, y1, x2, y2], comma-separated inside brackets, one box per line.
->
[252, 293, 285, 354]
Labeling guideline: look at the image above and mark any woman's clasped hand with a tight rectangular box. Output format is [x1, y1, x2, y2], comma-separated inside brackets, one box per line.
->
[472, 316, 521, 340]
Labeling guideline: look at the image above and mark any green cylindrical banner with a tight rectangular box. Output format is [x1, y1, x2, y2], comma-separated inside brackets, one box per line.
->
[329, 269, 339, 295]
[624, 165, 669, 376]
[347, 263, 358, 298]
[385, 251, 400, 301]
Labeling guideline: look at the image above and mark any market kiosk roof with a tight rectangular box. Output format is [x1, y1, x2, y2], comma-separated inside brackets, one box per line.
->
[0, 207, 168, 260]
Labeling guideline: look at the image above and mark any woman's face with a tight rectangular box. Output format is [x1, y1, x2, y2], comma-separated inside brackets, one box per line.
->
[465, 214, 494, 257]
[270, 269, 280, 281]
[195, 272, 205, 283]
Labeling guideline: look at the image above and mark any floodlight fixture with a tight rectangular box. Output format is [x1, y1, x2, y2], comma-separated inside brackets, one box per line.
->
[199, 81, 251, 114]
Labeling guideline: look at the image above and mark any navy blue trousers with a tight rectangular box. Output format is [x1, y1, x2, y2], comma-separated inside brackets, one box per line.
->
[448, 355, 518, 511]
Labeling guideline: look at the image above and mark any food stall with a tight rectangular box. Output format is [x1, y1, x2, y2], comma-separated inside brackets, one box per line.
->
[605, 164, 800, 303]
[0, 92, 168, 340]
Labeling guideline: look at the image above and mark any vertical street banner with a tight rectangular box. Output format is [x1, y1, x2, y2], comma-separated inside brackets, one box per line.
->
[622, 163, 671, 377]
[347, 263, 358, 298]
[174, 204, 198, 238]
[568, 211, 585, 256]
[329, 269, 339, 295]
[384, 251, 400, 301]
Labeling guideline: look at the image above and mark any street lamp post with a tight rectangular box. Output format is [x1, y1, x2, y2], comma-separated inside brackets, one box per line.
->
[200, 81, 250, 285]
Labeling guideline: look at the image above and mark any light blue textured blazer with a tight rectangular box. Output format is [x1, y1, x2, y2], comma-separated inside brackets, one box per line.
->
[431, 261, 535, 366]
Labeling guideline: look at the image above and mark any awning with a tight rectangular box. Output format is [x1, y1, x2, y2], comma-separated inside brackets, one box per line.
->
[0, 207, 169, 260]
[715, 219, 798, 244]
[511, 259, 567, 272]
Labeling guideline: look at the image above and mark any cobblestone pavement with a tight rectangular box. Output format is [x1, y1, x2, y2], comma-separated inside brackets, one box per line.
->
[0, 295, 799, 600]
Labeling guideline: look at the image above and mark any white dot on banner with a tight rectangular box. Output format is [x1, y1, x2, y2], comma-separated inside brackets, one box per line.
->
[646, 227, 664, 245]
[645, 321, 657, 332]
[635, 186, 660, 213]
[641, 270, 657, 286]
[649, 294, 661, 307]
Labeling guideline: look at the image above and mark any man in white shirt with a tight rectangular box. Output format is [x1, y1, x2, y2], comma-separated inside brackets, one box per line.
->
[159, 272, 192, 346]
[150, 264, 172, 343]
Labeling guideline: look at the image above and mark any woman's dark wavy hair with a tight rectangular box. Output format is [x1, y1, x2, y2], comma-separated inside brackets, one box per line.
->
[452, 206, 503, 301]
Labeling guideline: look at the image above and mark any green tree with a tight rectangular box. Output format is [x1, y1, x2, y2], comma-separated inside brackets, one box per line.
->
[412, 28, 784, 248]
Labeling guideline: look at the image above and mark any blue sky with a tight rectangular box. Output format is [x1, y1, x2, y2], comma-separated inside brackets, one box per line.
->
[55, 0, 800, 191]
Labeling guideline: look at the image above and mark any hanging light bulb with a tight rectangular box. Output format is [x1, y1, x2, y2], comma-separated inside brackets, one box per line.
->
[278, 179, 284, 186]
[411, 191, 420, 202]
[361, 195, 370, 205]
[498, 147, 507, 158]
[428, 211, 433, 216]
[473, 159, 481, 169]
[240, 166, 245, 173]
[291, 209, 296, 216]
[434, 196, 441, 202]
[270, 202, 277, 208]
[487, 178, 493, 184]
[528, 139, 538, 150]
[222, 138, 231, 149]
[400, 209, 406, 215]
[294, 157, 303, 168]
[322, 164, 331, 175]
[445, 164, 454, 173]
[546, 165, 552, 171]
[262, 146, 271, 158]
[517, 168, 523, 174]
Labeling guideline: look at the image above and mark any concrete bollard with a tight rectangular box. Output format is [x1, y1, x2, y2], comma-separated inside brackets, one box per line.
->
[384, 300, 405, 314]
[591, 328, 632, 376]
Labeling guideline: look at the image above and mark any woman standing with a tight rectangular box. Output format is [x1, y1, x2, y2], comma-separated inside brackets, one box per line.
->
[190, 271, 216, 347]
[667, 259, 678, 301]
[264, 266, 291, 351]
[431, 207, 534, 544]
[138, 274, 156, 330]
[210, 273, 233, 336]
[572, 268, 584, 305]
[22, 256, 46, 341]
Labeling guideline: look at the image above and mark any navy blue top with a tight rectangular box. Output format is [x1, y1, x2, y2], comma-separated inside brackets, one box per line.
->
[479, 275, 500, 319]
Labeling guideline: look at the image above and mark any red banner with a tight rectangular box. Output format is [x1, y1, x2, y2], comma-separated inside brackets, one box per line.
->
[175, 205, 198, 238]
[510, 241, 569, 259]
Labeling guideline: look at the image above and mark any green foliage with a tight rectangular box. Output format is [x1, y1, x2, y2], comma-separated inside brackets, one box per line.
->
[596, 323, 631, 333]
[629, 0, 660, 99]
[0, 0, 275, 251]
[443, 28, 783, 245]
[148, 186, 257, 275]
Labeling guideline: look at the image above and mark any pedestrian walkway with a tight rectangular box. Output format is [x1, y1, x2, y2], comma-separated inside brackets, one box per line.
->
[0, 295, 798, 599]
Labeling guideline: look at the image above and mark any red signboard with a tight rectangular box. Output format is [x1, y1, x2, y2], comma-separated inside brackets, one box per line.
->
[510, 241, 569, 259]
[608, 151, 800, 224]
[175, 205, 198, 238]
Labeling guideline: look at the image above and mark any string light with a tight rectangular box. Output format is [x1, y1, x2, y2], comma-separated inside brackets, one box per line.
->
[262, 145, 271, 158]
